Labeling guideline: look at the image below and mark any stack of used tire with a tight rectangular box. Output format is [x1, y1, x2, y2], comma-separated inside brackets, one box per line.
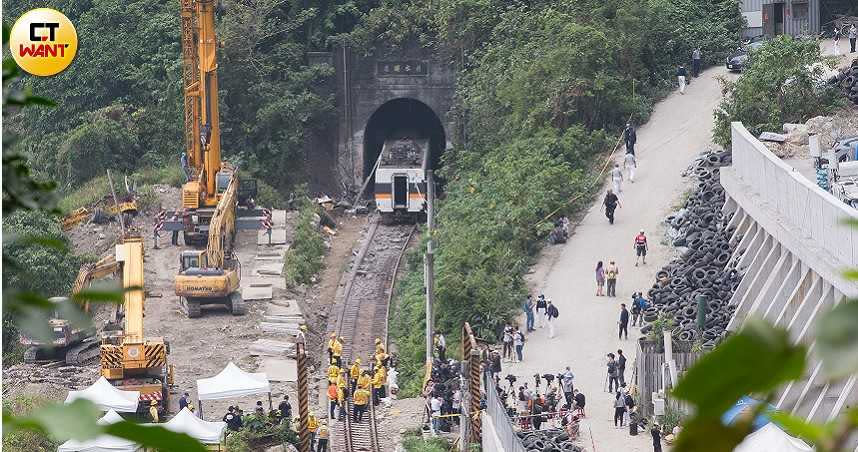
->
[642, 150, 743, 347]
[518, 429, 582, 452]
[838, 58, 858, 105]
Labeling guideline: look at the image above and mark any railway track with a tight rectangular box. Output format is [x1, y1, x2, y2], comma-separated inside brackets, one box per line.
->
[332, 218, 415, 452]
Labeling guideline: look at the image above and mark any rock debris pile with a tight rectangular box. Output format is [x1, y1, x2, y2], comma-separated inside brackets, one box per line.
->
[518, 429, 583, 452]
[643, 151, 743, 345]
[838, 58, 858, 105]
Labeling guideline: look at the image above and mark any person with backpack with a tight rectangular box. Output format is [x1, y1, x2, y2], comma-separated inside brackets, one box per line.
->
[605, 261, 619, 297]
[546, 299, 559, 338]
[603, 190, 621, 225]
[606, 353, 619, 393]
[631, 293, 641, 326]
[634, 229, 648, 266]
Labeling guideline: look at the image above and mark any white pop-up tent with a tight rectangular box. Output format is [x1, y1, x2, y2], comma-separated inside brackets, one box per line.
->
[57, 410, 139, 452]
[733, 423, 813, 452]
[161, 407, 227, 444]
[65, 377, 140, 413]
[196, 362, 271, 418]
[196, 362, 270, 400]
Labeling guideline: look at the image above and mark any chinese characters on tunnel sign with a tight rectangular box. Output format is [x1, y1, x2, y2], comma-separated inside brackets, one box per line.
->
[377, 61, 428, 76]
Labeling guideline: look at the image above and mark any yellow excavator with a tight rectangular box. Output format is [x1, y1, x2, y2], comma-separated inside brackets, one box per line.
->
[174, 171, 245, 317]
[100, 235, 173, 412]
[19, 254, 120, 364]
[163, 0, 260, 246]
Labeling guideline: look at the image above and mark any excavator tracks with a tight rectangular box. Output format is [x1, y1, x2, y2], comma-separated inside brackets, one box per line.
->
[332, 218, 415, 452]
[65, 339, 102, 366]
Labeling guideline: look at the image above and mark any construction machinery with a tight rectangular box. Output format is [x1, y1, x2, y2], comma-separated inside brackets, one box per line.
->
[163, 0, 260, 246]
[19, 254, 120, 364]
[174, 172, 245, 317]
[100, 235, 173, 412]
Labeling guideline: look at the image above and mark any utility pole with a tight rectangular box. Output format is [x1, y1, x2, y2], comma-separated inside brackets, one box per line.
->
[425, 170, 435, 364]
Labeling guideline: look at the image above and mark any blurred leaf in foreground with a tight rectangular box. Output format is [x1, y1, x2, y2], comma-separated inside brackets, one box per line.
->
[816, 299, 858, 379]
[673, 319, 806, 418]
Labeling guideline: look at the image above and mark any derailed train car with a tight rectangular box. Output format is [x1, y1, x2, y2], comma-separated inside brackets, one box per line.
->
[374, 138, 429, 221]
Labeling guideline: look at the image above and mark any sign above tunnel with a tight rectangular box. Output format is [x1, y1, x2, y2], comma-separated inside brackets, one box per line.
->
[377, 61, 428, 76]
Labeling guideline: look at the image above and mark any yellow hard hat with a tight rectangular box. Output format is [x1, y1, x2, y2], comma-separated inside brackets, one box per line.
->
[300, 325, 307, 331]
[150, 400, 158, 406]
[375, 338, 382, 344]
[330, 332, 337, 338]
[355, 358, 361, 363]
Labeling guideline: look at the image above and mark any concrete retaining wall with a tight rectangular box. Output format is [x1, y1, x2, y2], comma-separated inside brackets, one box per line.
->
[720, 122, 858, 435]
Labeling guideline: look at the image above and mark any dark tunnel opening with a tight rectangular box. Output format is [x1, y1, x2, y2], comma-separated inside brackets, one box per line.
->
[363, 98, 446, 191]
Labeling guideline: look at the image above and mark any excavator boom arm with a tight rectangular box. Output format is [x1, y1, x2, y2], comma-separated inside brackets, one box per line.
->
[206, 173, 237, 268]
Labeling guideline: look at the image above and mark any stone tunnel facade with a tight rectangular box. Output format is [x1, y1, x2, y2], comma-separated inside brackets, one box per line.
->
[331, 43, 457, 188]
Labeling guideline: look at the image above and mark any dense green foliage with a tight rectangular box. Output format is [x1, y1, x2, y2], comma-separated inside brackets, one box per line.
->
[713, 36, 842, 147]
[385, 0, 743, 394]
[2, 0, 375, 197]
[402, 432, 453, 452]
[222, 415, 298, 451]
[2, 395, 61, 452]
[283, 201, 325, 286]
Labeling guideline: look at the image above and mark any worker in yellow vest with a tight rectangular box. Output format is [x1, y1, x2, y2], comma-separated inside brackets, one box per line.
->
[358, 369, 372, 391]
[353, 386, 370, 422]
[327, 332, 338, 365]
[149, 400, 160, 423]
[316, 419, 329, 452]
[331, 336, 344, 367]
[337, 368, 349, 400]
[327, 360, 340, 384]
[372, 367, 385, 405]
[308, 413, 319, 449]
[337, 383, 346, 421]
[349, 358, 362, 393]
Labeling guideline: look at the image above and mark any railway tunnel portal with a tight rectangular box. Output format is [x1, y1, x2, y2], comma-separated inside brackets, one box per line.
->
[328, 42, 456, 190]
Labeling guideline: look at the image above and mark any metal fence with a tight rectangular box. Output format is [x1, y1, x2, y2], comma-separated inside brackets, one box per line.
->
[482, 371, 527, 452]
[730, 122, 858, 268]
[635, 340, 701, 420]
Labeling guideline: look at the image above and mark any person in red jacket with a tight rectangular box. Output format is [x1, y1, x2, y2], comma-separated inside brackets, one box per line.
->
[634, 229, 648, 266]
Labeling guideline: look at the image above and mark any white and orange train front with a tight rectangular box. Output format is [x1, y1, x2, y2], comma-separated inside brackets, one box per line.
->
[374, 167, 426, 214]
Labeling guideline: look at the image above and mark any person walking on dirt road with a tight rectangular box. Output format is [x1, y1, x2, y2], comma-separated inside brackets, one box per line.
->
[610, 163, 624, 194]
[595, 261, 605, 296]
[676, 64, 688, 94]
[634, 229, 648, 266]
[603, 190, 621, 224]
[618, 304, 630, 340]
[624, 123, 637, 156]
[692, 47, 702, 78]
[546, 300, 559, 338]
[624, 152, 637, 183]
[605, 261, 619, 297]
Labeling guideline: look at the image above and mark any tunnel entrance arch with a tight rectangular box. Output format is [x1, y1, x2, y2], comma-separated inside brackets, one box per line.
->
[362, 98, 446, 185]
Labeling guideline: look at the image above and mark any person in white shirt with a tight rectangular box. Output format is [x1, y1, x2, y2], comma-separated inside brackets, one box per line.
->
[430, 396, 443, 433]
[452, 389, 462, 414]
[610, 163, 623, 194]
[624, 152, 636, 183]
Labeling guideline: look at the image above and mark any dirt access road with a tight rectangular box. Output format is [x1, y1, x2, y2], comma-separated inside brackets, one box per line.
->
[506, 65, 729, 451]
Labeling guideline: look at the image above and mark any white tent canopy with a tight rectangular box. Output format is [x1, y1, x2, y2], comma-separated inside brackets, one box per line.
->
[161, 407, 226, 444]
[57, 410, 139, 452]
[196, 362, 270, 400]
[733, 423, 813, 452]
[65, 377, 140, 413]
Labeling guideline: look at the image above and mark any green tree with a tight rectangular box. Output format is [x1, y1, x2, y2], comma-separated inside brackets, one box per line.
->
[713, 35, 842, 147]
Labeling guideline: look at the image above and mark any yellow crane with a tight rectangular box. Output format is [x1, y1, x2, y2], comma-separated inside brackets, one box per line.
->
[100, 235, 172, 412]
[164, 0, 259, 246]
[19, 254, 120, 364]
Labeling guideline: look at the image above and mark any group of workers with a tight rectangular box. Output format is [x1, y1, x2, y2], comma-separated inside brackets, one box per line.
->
[324, 333, 392, 425]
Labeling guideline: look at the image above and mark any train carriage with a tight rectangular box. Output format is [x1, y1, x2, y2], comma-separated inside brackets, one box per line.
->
[374, 138, 429, 221]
